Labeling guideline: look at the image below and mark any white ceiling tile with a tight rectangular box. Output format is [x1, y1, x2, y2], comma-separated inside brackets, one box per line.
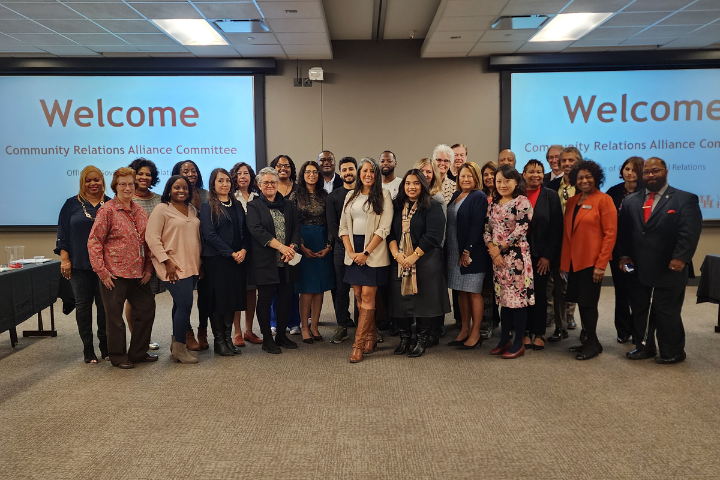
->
[323, 0, 372, 40]
[282, 43, 331, 54]
[468, 41, 523, 55]
[563, 46, 612, 52]
[516, 40, 573, 52]
[275, 32, 326, 44]
[383, 0, 440, 40]
[0, 19, 52, 34]
[0, 32, 23, 45]
[623, 0, 696, 12]
[603, 45, 658, 50]
[118, 33, 179, 45]
[659, 11, 720, 25]
[0, 45, 45, 52]
[185, 45, 240, 56]
[93, 20, 162, 33]
[234, 44, 285, 55]
[64, 33, 128, 45]
[88, 45, 141, 53]
[194, 3, 263, 19]
[257, 2, 323, 19]
[602, 12, 671, 27]
[500, 0, 568, 16]
[286, 53, 331, 59]
[430, 30, 483, 42]
[660, 36, 720, 47]
[435, 15, 495, 31]
[480, 29, 536, 42]
[66, 3, 144, 20]
[581, 26, 646, 39]
[620, 36, 677, 45]
[686, 0, 720, 10]
[6, 3, 83, 20]
[562, 0, 634, 14]
[571, 37, 625, 46]
[423, 41, 475, 53]
[422, 52, 467, 57]
[266, 17, 325, 32]
[691, 23, 720, 36]
[10, 33, 77, 45]
[135, 45, 190, 52]
[130, 3, 202, 19]
[36, 20, 107, 34]
[41, 45, 100, 56]
[635, 25, 702, 37]
[443, 0, 507, 17]
[0, 6, 23, 20]
[223, 32, 278, 44]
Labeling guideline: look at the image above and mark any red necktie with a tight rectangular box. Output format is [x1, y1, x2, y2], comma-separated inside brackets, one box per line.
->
[643, 192, 656, 223]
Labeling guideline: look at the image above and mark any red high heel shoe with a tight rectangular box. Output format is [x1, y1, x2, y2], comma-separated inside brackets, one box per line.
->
[490, 341, 512, 355]
[502, 345, 525, 359]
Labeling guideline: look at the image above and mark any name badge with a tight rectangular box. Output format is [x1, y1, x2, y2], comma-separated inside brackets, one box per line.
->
[582, 205, 592, 209]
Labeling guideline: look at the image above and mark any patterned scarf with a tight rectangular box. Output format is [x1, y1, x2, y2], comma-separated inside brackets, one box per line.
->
[398, 200, 419, 296]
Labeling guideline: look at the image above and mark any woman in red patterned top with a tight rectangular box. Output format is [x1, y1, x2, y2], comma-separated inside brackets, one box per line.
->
[88, 167, 157, 369]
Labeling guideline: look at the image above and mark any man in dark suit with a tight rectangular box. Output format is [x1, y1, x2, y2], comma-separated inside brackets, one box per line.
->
[618, 157, 702, 364]
[319, 150, 343, 193]
[543, 144, 564, 186]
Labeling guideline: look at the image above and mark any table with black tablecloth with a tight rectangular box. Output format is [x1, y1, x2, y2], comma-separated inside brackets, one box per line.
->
[696, 254, 720, 333]
[0, 261, 61, 347]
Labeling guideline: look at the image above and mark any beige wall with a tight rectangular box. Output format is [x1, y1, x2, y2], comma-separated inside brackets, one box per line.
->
[2, 40, 718, 270]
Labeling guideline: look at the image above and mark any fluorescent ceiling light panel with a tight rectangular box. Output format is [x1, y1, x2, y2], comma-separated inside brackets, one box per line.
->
[152, 19, 228, 45]
[530, 12, 612, 42]
[215, 20, 269, 33]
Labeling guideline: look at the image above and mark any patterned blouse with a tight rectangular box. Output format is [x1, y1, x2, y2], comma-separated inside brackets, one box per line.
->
[441, 176, 456, 205]
[132, 192, 162, 217]
[288, 190, 333, 245]
[88, 197, 153, 280]
[269, 208, 286, 267]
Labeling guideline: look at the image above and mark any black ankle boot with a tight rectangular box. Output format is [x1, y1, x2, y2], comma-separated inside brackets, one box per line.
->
[211, 315, 233, 356]
[394, 319, 412, 355]
[214, 337, 233, 356]
[408, 318, 430, 357]
[223, 315, 241, 354]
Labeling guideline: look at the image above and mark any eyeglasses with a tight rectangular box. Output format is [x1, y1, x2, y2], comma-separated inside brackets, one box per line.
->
[275, 164, 291, 170]
[547, 155, 560, 160]
[642, 168, 665, 176]
[435, 159, 450, 164]
[260, 181, 278, 187]
[304, 171, 319, 176]
[117, 182, 135, 188]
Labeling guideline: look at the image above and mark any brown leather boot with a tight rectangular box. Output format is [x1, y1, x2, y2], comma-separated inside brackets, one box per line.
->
[363, 309, 377, 354]
[186, 329, 201, 351]
[196, 328, 210, 350]
[350, 308, 370, 363]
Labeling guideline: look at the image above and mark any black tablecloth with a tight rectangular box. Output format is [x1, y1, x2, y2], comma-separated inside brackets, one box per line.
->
[0, 261, 61, 334]
[697, 254, 720, 304]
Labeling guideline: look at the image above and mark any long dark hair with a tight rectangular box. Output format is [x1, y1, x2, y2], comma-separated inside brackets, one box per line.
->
[344, 157, 384, 215]
[161, 175, 193, 205]
[394, 169, 431, 211]
[492, 165, 526, 203]
[295, 161, 327, 209]
[208, 168, 234, 224]
[270, 155, 297, 182]
[171, 159, 204, 189]
[128, 157, 160, 188]
[229, 162, 259, 194]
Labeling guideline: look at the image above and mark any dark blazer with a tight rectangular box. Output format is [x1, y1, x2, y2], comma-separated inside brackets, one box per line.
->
[327, 173, 343, 192]
[527, 186, 563, 267]
[448, 190, 488, 274]
[543, 172, 552, 186]
[326, 185, 352, 265]
[246, 194, 302, 285]
[617, 185, 702, 288]
[606, 181, 645, 212]
[547, 176, 562, 192]
[199, 201, 249, 258]
[387, 199, 445, 253]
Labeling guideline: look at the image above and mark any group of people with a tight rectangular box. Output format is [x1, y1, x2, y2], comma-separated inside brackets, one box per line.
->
[55, 143, 702, 368]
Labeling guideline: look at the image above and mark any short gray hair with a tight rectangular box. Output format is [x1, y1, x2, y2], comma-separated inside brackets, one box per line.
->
[256, 167, 279, 184]
[432, 144, 454, 161]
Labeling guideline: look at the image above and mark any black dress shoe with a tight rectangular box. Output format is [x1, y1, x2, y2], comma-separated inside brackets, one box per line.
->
[576, 350, 600, 360]
[457, 339, 482, 350]
[115, 361, 135, 369]
[447, 337, 469, 346]
[262, 340, 282, 354]
[655, 351, 686, 364]
[617, 336, 630, 344]
[302, 337, 314, 344]
[131, 354, 158, 363]
[548, 329, 568, 342]
[626, 348, 656, 360]
[275, 335, 298, 349]
[579, 329, 588, 344]
[568, 345, 584, 352]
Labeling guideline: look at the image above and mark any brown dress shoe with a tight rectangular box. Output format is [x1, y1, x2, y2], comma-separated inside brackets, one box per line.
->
[196, 328, 210, 350]
[244, 332, 263, 344]
[186, 329, 201, 351]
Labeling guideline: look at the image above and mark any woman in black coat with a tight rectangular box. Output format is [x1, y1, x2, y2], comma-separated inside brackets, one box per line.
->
[246, 167, 302, 354]
[522, 160, 563, 350]
[387, 170, 450, 357]
[200, 168, 249, 356]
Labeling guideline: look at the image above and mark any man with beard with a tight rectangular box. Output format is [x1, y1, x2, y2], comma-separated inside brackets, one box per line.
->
[326, 157, 358, 343]
[380, 150, 402, 199]
[319, 150, 342, 194]
[618, 157, 701, 364]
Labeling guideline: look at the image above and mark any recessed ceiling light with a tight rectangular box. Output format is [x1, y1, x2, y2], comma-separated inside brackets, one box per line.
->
[152, 19, 228, 45]
[285, 10, 297, 14]
[215, 19, 269, 33]
[530, 12, 612, 42]
[492, 15, 549, 30]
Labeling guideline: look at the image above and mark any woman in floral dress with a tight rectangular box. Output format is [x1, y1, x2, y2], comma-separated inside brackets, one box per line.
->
[484, 165, 534, 359]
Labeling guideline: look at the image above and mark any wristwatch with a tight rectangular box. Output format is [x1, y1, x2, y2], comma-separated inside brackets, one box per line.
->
[363, 250, 370, 256]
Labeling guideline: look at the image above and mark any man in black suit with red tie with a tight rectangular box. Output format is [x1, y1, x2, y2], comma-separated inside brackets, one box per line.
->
[617, 157, 702, 364]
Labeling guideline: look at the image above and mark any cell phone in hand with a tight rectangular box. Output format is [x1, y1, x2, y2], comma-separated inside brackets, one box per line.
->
[623, 263, 635, 273]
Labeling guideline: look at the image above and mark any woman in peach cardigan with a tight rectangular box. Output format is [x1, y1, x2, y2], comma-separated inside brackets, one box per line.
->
[560, 160, 617, 361]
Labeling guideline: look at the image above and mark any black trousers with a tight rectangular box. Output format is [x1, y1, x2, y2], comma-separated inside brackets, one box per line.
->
[99, 277, 155, 366]
[452, 289, 461, 322]
[68, 268, 106, 350]
[257, 282, 294, 340]
[195, 276, 209, 330]
[578, 305, 601, 354]
[609, 261, 633, 339]
[527, 256, 549, 337]
[630, 283, 686, 357]
[333, 262, 352, 328]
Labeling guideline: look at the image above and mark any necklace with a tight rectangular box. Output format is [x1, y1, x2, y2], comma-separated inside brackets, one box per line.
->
[80, 198, 104, 220]
[220, 198, 232, 208]
[134, 190, 152, 199]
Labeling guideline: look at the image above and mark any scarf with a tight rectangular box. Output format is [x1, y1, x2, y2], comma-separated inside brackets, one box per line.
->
[398, 200, 419, 296]
[261, 192, 285, 210]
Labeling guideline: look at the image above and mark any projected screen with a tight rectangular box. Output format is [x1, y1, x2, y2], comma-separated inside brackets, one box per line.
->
[511, 69, 720, 221]
[0, 75, 256, 226]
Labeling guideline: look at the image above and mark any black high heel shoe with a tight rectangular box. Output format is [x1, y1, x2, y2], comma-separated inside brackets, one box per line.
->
[457, 338, 482, 350]
[83, 345, 98, 364]
[532, 335, 546, 350]
[448, 336, 469, 346]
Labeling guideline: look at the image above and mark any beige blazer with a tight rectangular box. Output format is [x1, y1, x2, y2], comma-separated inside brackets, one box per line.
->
[338, 189, 393, 267]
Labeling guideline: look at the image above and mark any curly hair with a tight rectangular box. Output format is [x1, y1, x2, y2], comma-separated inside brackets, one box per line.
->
[128, 157, 159, 188]
[491, 165, 526, 203]
[229, 162, 259, 194]
[270, 155, 297, 182]
[569, 160, 605, 189]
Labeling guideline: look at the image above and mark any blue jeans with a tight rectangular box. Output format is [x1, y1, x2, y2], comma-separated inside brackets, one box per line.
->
[68, 268, 106, 350]
[164, 276, 198, 343]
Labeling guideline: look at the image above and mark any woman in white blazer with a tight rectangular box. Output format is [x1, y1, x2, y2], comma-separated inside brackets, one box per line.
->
[339, 157, 394, 363]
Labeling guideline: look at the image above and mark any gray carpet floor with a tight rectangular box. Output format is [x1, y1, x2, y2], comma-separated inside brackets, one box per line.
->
[1, 286, 719, 480]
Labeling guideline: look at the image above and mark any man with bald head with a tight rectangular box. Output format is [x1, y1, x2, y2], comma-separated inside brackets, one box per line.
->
[618, 157, 702, 364]
[498, 149, 516, 168]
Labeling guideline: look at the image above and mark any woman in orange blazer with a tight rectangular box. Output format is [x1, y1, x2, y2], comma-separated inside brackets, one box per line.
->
[560, 160, 617, 360]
